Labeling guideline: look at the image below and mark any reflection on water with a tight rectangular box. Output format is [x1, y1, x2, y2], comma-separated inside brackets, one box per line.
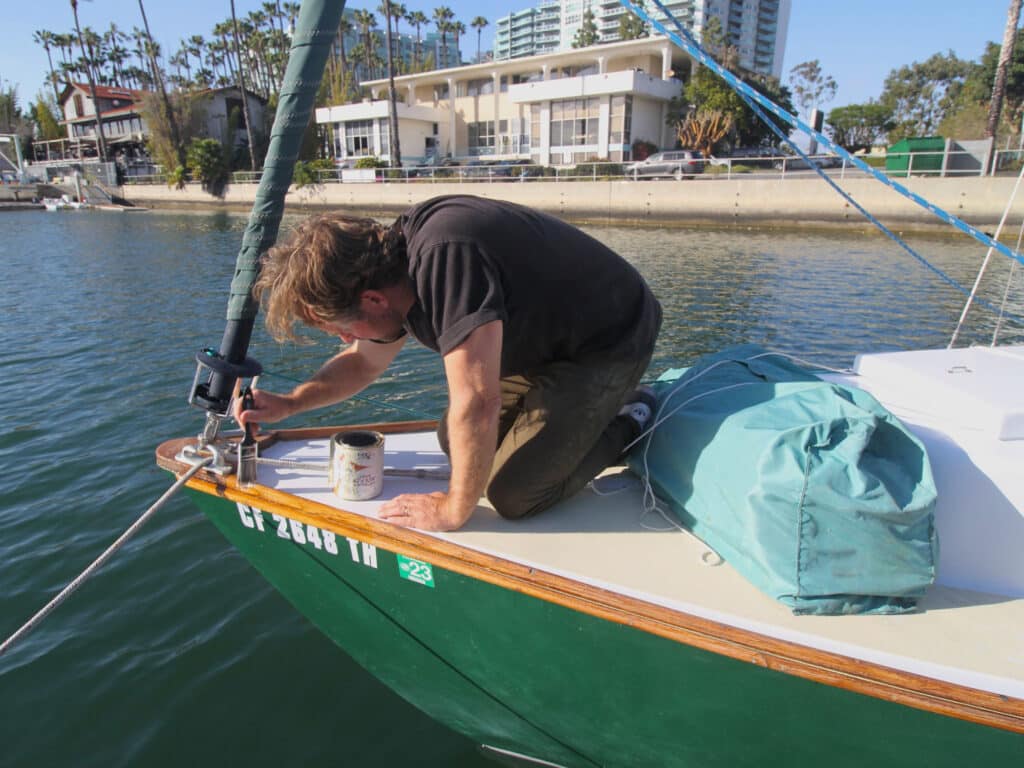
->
[0, 208, 1021, 768]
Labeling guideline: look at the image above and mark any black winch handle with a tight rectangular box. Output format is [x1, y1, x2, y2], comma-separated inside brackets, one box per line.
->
[240, 387, 256, 446]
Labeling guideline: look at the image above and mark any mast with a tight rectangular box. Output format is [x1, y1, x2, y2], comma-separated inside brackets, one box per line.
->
[189, 0, 347, 436]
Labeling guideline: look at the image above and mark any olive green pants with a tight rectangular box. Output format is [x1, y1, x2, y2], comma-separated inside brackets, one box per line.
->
[438, 350, 653, 519]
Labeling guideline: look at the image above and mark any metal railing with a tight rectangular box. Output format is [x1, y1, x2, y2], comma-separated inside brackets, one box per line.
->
[112, 149, 1024, 188]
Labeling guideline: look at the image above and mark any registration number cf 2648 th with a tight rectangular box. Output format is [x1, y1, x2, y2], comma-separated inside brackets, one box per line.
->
[234, 503, 435, 588]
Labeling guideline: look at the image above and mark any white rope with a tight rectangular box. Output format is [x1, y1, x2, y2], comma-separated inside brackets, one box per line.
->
[992, 218, 1024, 345]
[0, 457, 213, 658]
[620, 350, 852, 550]
[950, 160, 1024, 348]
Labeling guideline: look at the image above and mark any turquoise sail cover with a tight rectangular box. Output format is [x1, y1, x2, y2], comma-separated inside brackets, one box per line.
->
[628, 345, 939, 615]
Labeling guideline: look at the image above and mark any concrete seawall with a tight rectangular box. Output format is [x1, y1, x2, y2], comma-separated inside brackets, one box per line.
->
[119, 175, 1024, 233]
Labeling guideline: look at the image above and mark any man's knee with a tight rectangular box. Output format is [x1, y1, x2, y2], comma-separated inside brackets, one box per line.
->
[486, 476, 549, 520]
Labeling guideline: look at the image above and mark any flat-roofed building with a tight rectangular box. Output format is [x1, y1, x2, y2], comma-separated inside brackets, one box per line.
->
[315, 36, 690, 167]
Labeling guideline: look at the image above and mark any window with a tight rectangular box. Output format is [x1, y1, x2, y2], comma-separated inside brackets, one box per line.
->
[609, 95, 632, 146]
[549, 98, 600, 148]
[468, 120, 496, 155]
[73, 94, 84, 118]
[459, 78, 494, 97]
[344, 119, 374, 156]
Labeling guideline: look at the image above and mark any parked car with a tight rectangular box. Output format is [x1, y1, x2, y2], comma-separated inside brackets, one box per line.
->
[772, 153, 844, 170]
[409, 156, 460, 178]
[624, 149, 705, 180]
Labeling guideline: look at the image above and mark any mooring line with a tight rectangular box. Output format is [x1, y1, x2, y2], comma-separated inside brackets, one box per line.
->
[0, 457, 213, 658]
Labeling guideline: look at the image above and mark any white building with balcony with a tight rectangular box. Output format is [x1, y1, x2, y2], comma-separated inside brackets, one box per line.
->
[315, 37, 689, 167]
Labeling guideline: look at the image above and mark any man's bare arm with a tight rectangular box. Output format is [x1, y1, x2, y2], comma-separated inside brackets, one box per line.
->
[235, 336, 406, 427]
[379, 320, 503, 530]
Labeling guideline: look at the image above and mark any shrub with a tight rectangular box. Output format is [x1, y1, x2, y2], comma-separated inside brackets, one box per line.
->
[355, 156, 386, 169]
[186, 138, 229, 197]
[293, 158, 336, 188]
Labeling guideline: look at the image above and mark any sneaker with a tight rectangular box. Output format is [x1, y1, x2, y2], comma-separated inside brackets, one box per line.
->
[618, 385, 657, 431]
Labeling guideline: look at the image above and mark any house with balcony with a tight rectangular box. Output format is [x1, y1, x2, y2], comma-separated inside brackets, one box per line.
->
[315, 36, 690, 167]
[43, 83, 266, 173]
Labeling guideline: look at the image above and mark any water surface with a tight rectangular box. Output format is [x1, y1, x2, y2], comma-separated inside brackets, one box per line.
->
[0, 208, 1020, 767]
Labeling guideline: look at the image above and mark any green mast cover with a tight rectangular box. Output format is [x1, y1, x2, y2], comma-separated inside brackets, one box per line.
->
[226, 0, 346, 323]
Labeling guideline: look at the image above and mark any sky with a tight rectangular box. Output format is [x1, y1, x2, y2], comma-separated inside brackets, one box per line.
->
[2, 0, 1021, 112]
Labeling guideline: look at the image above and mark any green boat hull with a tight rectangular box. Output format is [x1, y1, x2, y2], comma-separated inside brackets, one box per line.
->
[189, 491, 1022, 767]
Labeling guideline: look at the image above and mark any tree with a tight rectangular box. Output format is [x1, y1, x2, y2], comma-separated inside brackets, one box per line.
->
[572, 7, 600, 49]
[33, 94, 65, 141]
[230, 0, 258, 170]
[381, 0, 402, 167]
[354, 9, 378, 80]
[987, 0, 1023, 138]
[33, 30, 63, 106]
[880, 51, 970, 141]
[826, 102, 895, 153]
[471, 16, 488, 63]
[788, 59, 837, 118]
[137, 0, 186, 172]
[70, 0, 108, 162]
[450, 20, 466, 64]
[406, 11, 429, 69]
[674, 65, 795, 152]
[433, 7, 454, 67]
[618, 1, 648, 41]
[677, 108, 733, 158]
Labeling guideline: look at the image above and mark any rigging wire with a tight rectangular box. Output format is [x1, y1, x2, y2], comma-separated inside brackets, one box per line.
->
[949, 161, 1024, 347]
[630, 0, 1024, 329]
[0, 457, 213, 658]
[621, 0, 1024, 270]
[993, 223, 1024, 345]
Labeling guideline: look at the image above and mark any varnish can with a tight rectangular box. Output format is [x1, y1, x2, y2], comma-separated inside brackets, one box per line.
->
[329, 430, 385, 500]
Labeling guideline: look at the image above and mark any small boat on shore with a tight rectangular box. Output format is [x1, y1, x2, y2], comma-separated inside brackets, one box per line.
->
[42, 195, 91, 212]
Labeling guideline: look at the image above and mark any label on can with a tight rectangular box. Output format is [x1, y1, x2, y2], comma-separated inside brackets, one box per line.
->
[329, 430, 385, 500]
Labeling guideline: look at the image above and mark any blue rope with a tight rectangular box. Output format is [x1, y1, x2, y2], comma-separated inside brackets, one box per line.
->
[619, 0, 1024, 271]
[640, 2, 1024, 325]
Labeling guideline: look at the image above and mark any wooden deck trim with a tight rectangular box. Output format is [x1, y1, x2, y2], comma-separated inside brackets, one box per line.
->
[157, 429, 1024, 735]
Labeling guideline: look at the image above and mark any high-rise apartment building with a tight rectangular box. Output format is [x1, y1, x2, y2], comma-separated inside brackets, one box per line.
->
[494, 0, 790, 79]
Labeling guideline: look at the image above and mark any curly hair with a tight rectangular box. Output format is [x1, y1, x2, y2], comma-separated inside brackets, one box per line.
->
[255, 214, 408, 342]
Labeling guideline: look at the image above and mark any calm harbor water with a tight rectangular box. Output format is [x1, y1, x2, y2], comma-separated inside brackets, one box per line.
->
[0, 207, 1020, 767]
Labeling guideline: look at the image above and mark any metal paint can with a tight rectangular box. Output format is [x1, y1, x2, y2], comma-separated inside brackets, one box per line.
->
[329, 430, 385, 500]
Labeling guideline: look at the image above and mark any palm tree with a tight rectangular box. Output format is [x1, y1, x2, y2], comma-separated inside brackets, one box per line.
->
[137, 0, 186, 170]
[388, 2, 407, 73]
[470, 17, 488, 64]
[432, 7, 454, 68]
[33, 30, 63, 105]
[282, 2, 301, 33]
[380, 0, 402, 167]
[69, 1, 108, 162]
[353, 9, 377, 81]
[331, 15, 354, 102]
[450, 20, 466, 65]
[987, 0, 1023, 139]
[230, 0, 258, 170]
[406, 10, 428, 70]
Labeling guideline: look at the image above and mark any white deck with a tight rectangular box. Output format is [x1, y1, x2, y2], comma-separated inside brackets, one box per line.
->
[254, 346, 1024, 701]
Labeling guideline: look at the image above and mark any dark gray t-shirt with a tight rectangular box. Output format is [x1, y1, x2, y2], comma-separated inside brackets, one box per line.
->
[398, 195, 660, 376]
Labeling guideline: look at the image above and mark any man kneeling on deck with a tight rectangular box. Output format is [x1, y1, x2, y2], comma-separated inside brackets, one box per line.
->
[235, 195, 662, 531]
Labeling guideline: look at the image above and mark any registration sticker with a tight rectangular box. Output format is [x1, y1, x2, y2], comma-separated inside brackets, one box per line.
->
[397, 555, 435, 588]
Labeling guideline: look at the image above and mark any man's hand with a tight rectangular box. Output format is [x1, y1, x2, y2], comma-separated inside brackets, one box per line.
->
[232, 387, 297, 431]
[379, 492, 471, 531]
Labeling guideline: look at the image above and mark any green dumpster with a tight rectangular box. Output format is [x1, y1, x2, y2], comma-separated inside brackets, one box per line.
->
[886, 137, 946, 177]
